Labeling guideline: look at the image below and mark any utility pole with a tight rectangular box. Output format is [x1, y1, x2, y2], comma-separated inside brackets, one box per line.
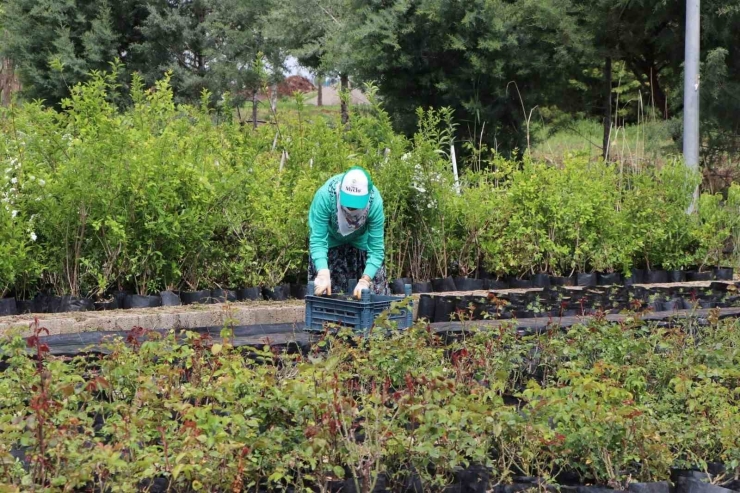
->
[684, 0, 700, 212]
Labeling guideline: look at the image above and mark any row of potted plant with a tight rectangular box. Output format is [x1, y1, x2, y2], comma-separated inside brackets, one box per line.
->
[391, 266, 736, 295]
[0, 284, 311, 316]
[418, 282, 740, 323]
[1, 315, 739, 491]
[2, 72, 740, 313]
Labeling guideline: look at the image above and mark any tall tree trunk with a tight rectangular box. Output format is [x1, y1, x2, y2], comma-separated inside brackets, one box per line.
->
[649, 67, 668, 119]
[628, 59, 668, 119]
[252, 89, 258, 130]
[603, 57, 612, 161]
[270, 82, 278, 114]
[317, 73, 323, 107]
[340, 73, 349, 126]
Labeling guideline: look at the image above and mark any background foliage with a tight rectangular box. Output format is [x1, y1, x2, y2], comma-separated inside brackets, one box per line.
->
[1, 0, 739, 164]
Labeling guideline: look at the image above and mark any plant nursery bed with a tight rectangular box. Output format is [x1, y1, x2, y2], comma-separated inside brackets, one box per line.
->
[3, 314, 740, 492]
[417, 282, 740, 323]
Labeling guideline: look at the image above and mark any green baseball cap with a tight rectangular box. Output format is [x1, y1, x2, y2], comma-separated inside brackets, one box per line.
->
[339, 166, 373, 209]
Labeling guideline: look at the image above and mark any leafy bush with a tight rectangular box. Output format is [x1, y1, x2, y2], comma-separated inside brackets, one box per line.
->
[2, 316, 740, 489]
[0, 70, 737, 300]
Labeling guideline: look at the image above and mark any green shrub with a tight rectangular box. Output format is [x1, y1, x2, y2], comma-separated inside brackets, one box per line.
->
[3, 317, 740, 489]
[0, 70, 736, 297]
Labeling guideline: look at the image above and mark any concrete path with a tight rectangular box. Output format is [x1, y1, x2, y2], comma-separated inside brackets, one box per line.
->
[306, 86, 370, 106]
[0, 301, 304, 338]
[34, 307, 740, 356]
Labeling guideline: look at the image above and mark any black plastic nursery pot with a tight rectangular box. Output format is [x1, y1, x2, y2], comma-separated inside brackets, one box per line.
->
[531, 273, 551, 288]
[707, 282, 730, 294]
[0, 297, 17, 316]
[282, 283, 292, 298]
[432, 277, 457, 292]
[686, 271, 714, 282]
[550, 275, 576, 287]
[486, 279, 510, 290]
[646, 270, 669, 284]
[625, 482, 671, 493]
[211, 288, 237, 303]
[672, 470, 736, 493]
[290, 283, 308, 300]
[417, 294, 435, 321]
[626, 268, 646, 286]
[59, 296, 95, 313]
[94, 300, 118, 311]
[180, 290, 211, 305]
[714, 267, 734, 280]
[412, 281, 433, 294]
[114, 291, 128, 310]
[597, 272, 622, 286]
[160, 290, 181, 306]
[433, 296, 457, 323]
[31, 293, 53, 313]
[391, 279, 407, 295]
[262, 285, 288, 301]
[15, 299, 33, 314]
[669, 270, 687, 283]
[662, 298, 683, 311]
[509, 277, 533, 289]
[124, 294, 162, 309]
[577, 273, 597, 287]
[237, 287, 262, 301]
[454, 276, 485, 291]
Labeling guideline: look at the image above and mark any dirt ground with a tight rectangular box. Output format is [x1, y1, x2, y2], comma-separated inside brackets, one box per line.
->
[306, 86, 370, 106]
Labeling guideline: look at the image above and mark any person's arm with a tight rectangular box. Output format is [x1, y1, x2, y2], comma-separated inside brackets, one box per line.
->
[363, 193, 385, 279]
[308, 185, 332, 272]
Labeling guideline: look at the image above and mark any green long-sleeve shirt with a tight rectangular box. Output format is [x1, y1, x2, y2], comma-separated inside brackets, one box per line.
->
[308, 174, 385, 279]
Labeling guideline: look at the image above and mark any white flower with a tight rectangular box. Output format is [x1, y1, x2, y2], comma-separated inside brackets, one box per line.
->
[29, 175, 36, 182]
[10, 177, 17, 184]
[11, 210, 17, 218]
[30, 232, 37, 242]
[38, 179, 45, 187]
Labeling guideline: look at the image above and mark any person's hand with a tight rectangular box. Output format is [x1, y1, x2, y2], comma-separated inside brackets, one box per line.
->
[353, 276, 372, 299]
[314, 269, 332, 296]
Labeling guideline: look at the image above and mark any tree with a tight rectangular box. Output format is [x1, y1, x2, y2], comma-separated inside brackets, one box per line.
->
[1, 0, 149, 105]
[130, 0, 212, 103]
[205, 0, 284, 127]
[267, 0, 355, 123]
[347, 0, 593, 154]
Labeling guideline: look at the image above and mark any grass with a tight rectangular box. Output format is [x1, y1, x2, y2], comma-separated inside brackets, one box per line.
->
[235, 94, 344, 126]
[236, 97, 681, 171]
[531, 118, 680, 167]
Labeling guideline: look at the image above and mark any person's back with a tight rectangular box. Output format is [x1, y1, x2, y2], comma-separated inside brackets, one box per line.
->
[308, 167, 388, 297]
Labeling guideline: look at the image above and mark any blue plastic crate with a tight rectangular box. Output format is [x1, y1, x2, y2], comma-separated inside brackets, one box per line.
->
[304, 282, 413, 334]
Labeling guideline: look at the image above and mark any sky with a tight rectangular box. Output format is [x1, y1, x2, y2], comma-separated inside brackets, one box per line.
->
[285, 56, 312, 78]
